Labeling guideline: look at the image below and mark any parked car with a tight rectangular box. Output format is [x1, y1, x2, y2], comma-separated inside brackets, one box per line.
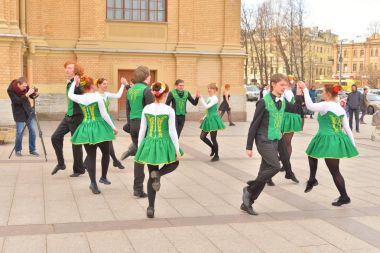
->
[367, 93, 380, 115]
[369, 89, 380, 95]
[245, 85, 260, 101]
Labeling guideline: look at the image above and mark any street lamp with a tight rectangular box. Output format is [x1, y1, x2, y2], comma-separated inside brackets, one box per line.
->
[339, 39, 349, 85]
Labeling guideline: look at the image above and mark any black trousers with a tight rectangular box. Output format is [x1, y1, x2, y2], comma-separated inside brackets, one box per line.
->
[147, 161, 179, 207]
[349, 108, 360, 131]
[83, 141, 110, 183]
[51, 115, 85, 173]
[175, 115, 186, 138]
[278, 138, 293, 175]
[130, 119, 145, 192]
[247, 138, 281, 203]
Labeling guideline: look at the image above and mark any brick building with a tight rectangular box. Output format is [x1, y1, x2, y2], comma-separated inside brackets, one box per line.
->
[0, 0, 244, 125]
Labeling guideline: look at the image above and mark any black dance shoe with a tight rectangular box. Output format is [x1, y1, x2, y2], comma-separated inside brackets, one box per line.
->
[51, 164, 66, 175]
[304, 179, 318, 193]
[151, 171, 161, 192]
[332, 196, 351, 206]
[210, 148, 215, 157]
[211, 155, 219, 162]
[89, 183, 101, 194]
[147, 206, 155, 218]
[240, 203, 258, 215]
[266, 179, 275, 186]
[120, 150, 132, 161]
[134, 191, 148, 198]
[113, 160, 125, 169]
[229, 123, 236, 126]
[99, 177, 111, 185]
[285, 172, 299, 183]
[69, 170, 85, 177]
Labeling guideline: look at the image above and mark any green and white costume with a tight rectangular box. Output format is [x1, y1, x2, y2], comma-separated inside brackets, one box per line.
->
[303, 88, 358, 159]
[199, 95, 225, 132]
[67, 83, 116, 145]
[134, 103, 182, 165]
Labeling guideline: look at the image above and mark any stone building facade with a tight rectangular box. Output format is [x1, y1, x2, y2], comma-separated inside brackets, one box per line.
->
[0, 0, 244, 125]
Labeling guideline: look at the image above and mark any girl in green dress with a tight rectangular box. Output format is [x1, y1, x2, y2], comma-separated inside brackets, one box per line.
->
[96, 77, 126, 170]
[199, 83, 225, 162]
[69, 76, 118, 194]
[299, 82, 358, 206]
[134, 81, 182, 218]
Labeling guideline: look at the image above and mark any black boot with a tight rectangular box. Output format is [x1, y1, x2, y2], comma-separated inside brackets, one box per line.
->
[285, 172, 299, 183]
[89, 182, 101, 194]
[240, 203, 258, 215]
[147, 206, 155, 218]
[113, 160, 125, 169]
[332, 196, 351, 206]
[304, 179, 318, 193]
[211, 155, 219, 162]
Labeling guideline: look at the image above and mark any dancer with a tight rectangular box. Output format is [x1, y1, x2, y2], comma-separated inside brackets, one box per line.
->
[199, 83, 225, 162]
[68, 76, 117, 194]
[218, 84, 236, 126]
[241, 74, 302, 215]
[120, 79, 137, 161]
[280, 87, 302, 183]
[298, 81, 358, 206]
[134, 81, 182, 218]
[166, 79, 200, 137]
[96, 77, 127, 169]
[51, 61, 86, 177]
[126, 66, 154, 198]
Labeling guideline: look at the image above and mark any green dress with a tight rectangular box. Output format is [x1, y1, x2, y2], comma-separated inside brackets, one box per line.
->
[135, 114, 183, 165]
[200, 99, 225, 132]
[282, 97, 302, 133]
[71, 102, 115, 145]
[306, 111, 358, 158]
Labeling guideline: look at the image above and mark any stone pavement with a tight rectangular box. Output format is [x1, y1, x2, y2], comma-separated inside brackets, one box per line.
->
[0, 104, 379, 253]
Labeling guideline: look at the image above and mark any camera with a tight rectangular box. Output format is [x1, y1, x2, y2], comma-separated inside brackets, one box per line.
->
[29, 86, 39, 99]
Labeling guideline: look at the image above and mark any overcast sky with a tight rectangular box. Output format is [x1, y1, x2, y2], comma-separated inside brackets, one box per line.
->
[242, 0, 380, 40]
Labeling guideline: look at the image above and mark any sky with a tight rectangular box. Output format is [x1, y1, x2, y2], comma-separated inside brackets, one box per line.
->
[242, 0, 380, 40]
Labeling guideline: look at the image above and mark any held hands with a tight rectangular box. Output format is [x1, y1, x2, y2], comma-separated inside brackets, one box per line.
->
[297, 81, 306, 90]
[246, 150, 253, 158]
[196, 90, 201, 98]
[120, 77, 127, 85]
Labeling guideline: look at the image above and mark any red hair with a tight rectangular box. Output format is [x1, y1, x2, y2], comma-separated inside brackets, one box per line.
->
[324, 84, 341, 97]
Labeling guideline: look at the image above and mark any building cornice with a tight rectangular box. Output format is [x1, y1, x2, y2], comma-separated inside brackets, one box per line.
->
[33, 46, 246, 57]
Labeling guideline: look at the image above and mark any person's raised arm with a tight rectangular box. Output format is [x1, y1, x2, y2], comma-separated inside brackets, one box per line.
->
[200, 96, 218, 109]
[187, 92, 199, 106]
[98, 98, 117, 131]
[105, 84, 125, 99]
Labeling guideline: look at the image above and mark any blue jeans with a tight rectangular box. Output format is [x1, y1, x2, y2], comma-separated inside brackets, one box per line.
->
[15, 118, 36, 153]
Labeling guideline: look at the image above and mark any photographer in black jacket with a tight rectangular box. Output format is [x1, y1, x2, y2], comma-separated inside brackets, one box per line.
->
[7, 77, 39, 157]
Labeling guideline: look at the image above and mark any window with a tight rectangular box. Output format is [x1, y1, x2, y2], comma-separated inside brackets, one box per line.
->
[343, 50, 347, 58]
[344, 64, 347, 72]
[353, 63, 357, 72]
[107, 0, 166, 22]
[360, 62, 364, 71]
[353, 50, 357, 58]
[360, 49, 364, 57]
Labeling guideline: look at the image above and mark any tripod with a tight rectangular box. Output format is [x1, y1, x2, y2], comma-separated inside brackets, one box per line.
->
[9, 97, 48, 161]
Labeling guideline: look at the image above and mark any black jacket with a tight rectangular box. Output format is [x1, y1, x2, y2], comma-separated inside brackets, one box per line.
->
[246, 93, 302, 150]
[7, 82, 33, 122]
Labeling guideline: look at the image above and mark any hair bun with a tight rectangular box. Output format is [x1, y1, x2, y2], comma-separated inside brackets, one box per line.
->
[332, 84, 341, 94]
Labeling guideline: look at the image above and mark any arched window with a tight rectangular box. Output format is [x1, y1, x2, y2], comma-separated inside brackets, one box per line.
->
[107, 0, 166, 22]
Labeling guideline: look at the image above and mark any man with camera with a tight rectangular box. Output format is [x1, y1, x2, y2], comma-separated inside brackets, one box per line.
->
[51, 61, 86, 177]
[7, 77, 39, 157]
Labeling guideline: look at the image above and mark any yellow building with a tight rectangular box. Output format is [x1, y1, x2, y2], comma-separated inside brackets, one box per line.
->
[333, 33, 380, 87]
[0, 0, 244, 125]
[245, 27, 337, 85]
